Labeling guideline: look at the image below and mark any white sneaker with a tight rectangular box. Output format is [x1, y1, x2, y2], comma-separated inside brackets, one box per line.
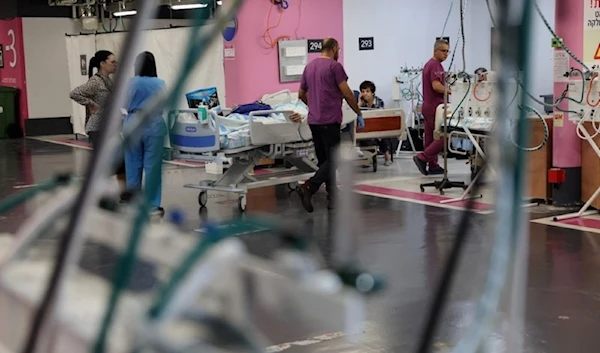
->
[384, 160, 392, 166]
[354, 147, 364, 158]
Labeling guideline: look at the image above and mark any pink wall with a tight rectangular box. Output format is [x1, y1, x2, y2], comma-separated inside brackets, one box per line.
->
[553, 0, 583, 167]
[0, 19, 28, 132]
[224, 0, 344, 106]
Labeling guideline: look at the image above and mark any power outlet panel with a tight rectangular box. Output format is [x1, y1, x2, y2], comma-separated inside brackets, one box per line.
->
[566, 76, 600, 121]
[278, 40, 308, 83]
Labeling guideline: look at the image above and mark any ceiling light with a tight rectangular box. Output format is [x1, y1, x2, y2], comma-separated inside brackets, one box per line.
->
[170, 1, 208, 10]
[113, 10, 137, 16]
[217, 0, 222, 4]
[113, 1, 137, 17]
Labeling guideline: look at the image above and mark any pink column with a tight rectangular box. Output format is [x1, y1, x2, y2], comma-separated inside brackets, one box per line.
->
[550, 0, 585, 204]
[0, 18, 28, 133]
[553, 0, 583, 168]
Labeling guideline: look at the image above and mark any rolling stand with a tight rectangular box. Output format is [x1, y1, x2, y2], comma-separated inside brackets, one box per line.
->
[420, 78, 467, 196]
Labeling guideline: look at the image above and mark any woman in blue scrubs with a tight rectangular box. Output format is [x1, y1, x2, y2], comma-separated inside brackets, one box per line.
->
[123, 51, 166, 216]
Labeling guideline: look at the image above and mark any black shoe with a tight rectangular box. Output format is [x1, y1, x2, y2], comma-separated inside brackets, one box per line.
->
[119, 190, 134, 204]
[297, 184, 314, 213]
[413, 156, 429, 176]
[150, 207, 165, 217]
[428, 167, 445, 175]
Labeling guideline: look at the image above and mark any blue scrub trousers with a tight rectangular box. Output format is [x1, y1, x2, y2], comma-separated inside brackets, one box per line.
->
[125, 134, 164, 209]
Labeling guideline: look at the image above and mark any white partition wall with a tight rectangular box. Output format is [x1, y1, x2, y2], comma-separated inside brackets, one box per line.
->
[66, 26, 226, 136]
[65, 34, 96, 136]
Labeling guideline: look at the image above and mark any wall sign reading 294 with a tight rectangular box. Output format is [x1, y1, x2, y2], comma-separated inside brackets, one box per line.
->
[307, 39, 323, 53]
[358, 37, 374, 51]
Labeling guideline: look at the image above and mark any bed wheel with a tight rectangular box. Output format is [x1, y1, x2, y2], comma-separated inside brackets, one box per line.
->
[372, 155, 378, 172]
[287, 182, 298, 190]
[198, 191, 208, 207]
[238, 195, 247, 212]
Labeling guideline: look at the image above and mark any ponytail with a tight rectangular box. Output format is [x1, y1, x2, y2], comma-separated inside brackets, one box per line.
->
[88, 57, 97, 78]
[88, 50, 113, 78]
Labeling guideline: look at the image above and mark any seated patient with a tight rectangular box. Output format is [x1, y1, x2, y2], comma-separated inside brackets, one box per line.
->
[358, 80, 395, 166]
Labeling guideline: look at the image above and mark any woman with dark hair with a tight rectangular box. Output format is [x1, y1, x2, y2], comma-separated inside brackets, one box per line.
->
[70, 50, 127, 187]
[123, 51, 167, 216]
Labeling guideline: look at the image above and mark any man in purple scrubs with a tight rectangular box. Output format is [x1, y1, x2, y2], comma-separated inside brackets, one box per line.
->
[413, 39, 451, 175]
[293, 37, 363, 212]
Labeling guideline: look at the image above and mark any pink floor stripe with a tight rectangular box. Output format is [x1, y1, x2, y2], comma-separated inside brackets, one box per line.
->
[557, 217, 600, 230]
[61, 139, 91, 148]
[356, 184, 493, 211]
[56, 139, 205, 166]
[252, 168, 275, 175]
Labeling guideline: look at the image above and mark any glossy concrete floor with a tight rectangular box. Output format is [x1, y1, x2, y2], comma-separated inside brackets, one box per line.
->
[1, 138, 600, 353]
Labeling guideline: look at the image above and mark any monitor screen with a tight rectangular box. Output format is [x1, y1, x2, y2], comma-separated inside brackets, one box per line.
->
[185, 87, 222, 113]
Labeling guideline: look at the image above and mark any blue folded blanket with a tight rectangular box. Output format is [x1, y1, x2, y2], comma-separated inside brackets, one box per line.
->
[231, 102, 272, 115]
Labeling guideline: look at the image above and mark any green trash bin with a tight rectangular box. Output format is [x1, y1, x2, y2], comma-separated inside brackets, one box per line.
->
[0, 86, 18, 139]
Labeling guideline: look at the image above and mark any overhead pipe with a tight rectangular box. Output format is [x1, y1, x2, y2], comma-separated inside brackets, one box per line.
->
[48, 0, 96, 6]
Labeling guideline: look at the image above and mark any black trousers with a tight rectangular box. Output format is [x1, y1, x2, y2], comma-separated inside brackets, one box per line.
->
[308, 123, 341, 197]
[88, 130, 126, 176]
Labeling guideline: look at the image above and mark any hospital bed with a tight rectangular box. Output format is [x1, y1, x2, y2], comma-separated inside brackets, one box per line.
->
[168, 90, 316, 212]
[354, 108, 405, 172]
[342, 101, 405, 172]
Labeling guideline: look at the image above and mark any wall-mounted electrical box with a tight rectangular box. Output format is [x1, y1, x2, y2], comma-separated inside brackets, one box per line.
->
[278, 40, 308, 83]
[285, 65, 305, 76]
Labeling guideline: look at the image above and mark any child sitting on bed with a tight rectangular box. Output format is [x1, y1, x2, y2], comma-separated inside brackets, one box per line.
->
[358, 80, 395, 166]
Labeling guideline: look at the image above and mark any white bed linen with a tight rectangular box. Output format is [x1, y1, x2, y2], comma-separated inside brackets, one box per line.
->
[175, 101, 310, 149]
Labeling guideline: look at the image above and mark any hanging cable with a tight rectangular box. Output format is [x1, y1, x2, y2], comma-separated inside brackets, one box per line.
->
[488, 0, 588, 72]
[262, 1, 291, 48]
[459, 0, 466, 72]
[19, 1, 247, 352]
[489, 0, 590, 109]
[413, 70, 477, 353]
[0, 174, 72, 214]
[91, 2, 248, 351]
[414, 167, 487, 353]
[448, 73, 471, 125]
[451, 0, 533, 351]
[294, 0, 304, 39]
[509, 105, 549, 151]
[517, 68, 585, 109]
[440, 0, 454, 37]
[586, 75, 600, 107]
[576, 110, 600, 140]
[473, 80, 491, 101]
[92, 201, 150, 353]
[485, 0, 497, 27]
[18, 2, 159, 353]
[447, 0, 468, 71]
[534, 1, 589, 72]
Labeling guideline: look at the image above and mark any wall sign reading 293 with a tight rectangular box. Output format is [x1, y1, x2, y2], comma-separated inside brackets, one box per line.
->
[358, 37, 374, 51]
